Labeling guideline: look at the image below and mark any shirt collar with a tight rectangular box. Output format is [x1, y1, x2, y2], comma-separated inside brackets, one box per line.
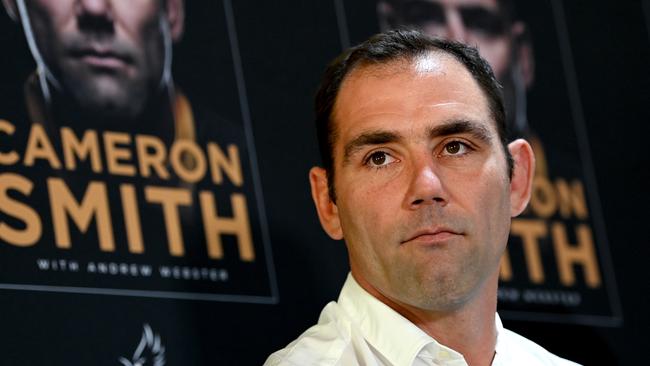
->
[493, 313, 511, 365]
[337, 273, 467, 366]
[495, 313, 504, 351]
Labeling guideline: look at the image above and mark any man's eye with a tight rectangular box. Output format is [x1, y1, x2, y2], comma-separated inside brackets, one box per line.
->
[366, 151, 395, 167]
[443, 141, 469, 155]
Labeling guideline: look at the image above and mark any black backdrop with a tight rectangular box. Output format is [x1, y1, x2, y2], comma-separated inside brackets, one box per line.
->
[0, 0, 648, 365]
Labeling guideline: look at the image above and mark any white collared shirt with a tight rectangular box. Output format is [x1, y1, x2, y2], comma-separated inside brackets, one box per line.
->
[265, 274, 581, 366]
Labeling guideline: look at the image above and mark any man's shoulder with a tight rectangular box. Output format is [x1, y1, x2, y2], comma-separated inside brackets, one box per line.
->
[498, 327, 582, 366]
[264, 302, 358, 366]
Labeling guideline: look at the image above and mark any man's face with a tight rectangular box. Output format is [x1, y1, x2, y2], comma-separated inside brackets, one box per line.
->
[381, 0, 512, 80]
[328, 55, 513, 311]
[25, 0, 168, 120]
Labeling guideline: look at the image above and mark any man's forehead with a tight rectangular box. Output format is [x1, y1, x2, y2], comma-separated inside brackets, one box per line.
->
[332, 53, 493, 138]
[336, 52, 481, 109]
[340, 51, 458, 86]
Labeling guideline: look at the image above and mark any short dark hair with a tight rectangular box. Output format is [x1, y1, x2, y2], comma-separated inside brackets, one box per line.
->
[314, 29, 512, 201]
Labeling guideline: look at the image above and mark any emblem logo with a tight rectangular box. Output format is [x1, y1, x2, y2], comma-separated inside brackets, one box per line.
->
[119, 324, 165, 366]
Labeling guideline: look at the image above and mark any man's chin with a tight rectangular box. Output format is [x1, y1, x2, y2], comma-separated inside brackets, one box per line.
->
[86, 95, 137, 113]
[73, 92, 146, 122]
[66, 77, 147, 114]
[407, 271, 479, 311]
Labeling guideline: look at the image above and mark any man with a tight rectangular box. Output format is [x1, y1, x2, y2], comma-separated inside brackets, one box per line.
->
[2, 0, 193, 144]
[265, 30, 579, 365]
[377, 0, 534, 139]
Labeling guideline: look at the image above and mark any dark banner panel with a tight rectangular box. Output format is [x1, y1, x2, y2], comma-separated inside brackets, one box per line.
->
[0, 0, 647, 365]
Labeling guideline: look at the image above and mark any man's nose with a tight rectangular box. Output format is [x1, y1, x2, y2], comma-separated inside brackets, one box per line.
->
[77, 0, 111, 15]
[444, 9, 468, 43]
[76, 0, 114, 33]
[405, 158, 448, 209]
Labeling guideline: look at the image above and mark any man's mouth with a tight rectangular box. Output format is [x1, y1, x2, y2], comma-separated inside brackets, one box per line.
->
[401, 228, 463, 246]
[69, 47, 132, 69]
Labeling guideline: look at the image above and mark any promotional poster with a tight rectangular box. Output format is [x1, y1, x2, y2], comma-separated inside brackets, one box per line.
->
[0, 0, 277, 303]
[340, 0, 622, 326]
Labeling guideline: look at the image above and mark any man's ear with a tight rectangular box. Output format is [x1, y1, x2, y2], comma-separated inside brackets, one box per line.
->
[2, 0, 18, 22]
[165, 0, 184, 42]
[309, 167, 343, 240]
[508, 139, 535, 217]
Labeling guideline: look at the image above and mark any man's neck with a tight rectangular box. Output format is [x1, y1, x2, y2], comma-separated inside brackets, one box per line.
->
[353, 271, 499, 366]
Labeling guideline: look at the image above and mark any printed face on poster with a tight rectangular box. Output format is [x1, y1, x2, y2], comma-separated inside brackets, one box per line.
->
[0, 0, 277, 303]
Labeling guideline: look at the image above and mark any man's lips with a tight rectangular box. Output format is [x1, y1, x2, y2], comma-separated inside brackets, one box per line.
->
[69, 48, 131, 69]
[401, 228, 463, 245]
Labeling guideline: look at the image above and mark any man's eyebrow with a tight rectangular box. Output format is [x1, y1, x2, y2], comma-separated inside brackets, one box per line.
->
[341, 120, 493, 164]
[343, 131, 402, 164]
[428, 119, 493, 143]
